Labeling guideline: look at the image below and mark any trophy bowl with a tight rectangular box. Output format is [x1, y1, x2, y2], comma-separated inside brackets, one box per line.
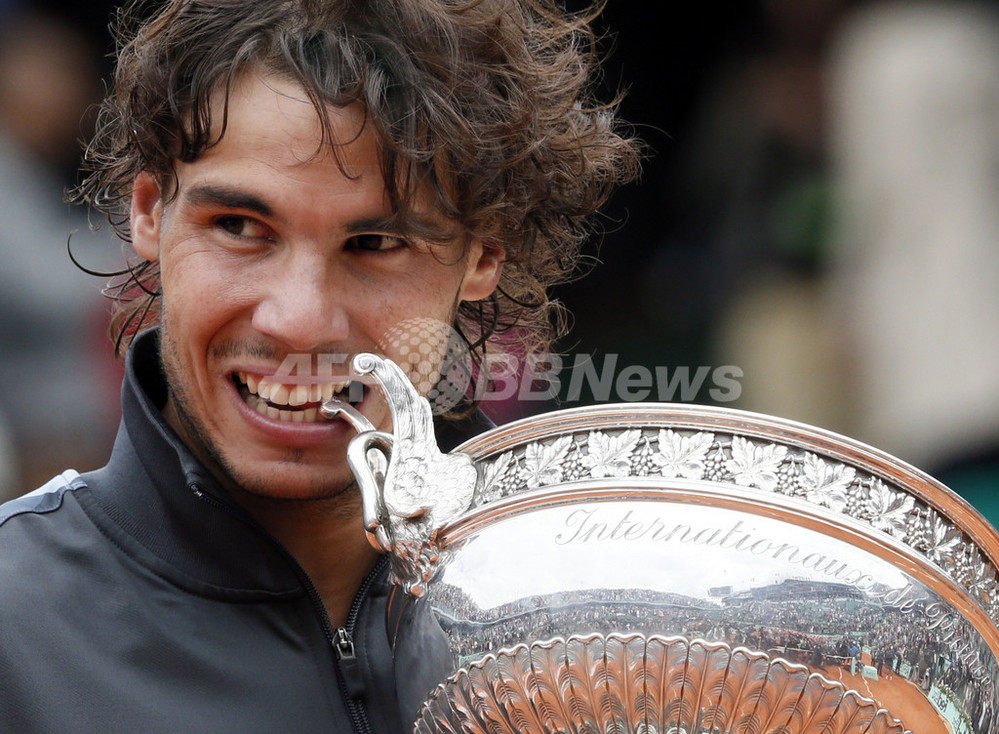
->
[341, 355, 999, 734]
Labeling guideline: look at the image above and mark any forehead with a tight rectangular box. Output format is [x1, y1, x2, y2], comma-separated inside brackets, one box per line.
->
[171, 70, 455, 239]
[185, 71, 382, 194]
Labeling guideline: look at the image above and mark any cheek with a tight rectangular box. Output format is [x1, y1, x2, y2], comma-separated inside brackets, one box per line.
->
[160, 252, 259, 333]
[400, 263, 467, 311]
[359, 273, 465, 374]
[361, 277, 460, 338]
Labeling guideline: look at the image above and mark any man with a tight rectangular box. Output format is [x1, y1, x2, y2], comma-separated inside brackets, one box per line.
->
[0, 0, 639, 731]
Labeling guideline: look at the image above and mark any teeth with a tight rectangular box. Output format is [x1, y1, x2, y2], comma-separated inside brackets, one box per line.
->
[290, 385, 310, 406]
[237, 372, 356, 422]
[270, 383, 291, 405]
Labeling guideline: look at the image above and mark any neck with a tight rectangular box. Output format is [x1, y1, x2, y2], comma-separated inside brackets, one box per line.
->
[160, 399, 381, 625]
[231, 490, 381, 627]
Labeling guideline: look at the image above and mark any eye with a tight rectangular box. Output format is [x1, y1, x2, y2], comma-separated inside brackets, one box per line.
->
[348, 234, 407, 252]
[216, 215, 272, 240]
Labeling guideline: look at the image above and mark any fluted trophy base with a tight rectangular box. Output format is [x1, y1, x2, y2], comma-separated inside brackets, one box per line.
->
[416, 634, 908, 734]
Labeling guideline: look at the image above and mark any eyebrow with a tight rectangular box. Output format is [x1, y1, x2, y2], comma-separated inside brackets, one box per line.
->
[344, 216, 397, 234]
[183, 183, 443, 238]
[184, 184, 275, 218]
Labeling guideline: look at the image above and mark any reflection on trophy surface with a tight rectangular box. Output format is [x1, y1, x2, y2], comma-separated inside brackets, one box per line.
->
[335, 353, 999, 734]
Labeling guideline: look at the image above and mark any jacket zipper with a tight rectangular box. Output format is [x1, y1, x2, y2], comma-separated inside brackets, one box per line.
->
[190, 482, 384, 734]
[332, 556, 388, 734]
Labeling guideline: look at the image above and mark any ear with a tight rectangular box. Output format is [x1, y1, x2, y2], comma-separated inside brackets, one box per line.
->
[131, 172, 164, 262]
[458, 242, 504, 303]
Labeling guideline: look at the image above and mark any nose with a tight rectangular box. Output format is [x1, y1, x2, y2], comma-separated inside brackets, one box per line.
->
[251, 252, 350, 353]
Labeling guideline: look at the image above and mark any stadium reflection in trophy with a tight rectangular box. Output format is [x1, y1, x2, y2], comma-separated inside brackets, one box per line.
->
[335, 353, 999, 734]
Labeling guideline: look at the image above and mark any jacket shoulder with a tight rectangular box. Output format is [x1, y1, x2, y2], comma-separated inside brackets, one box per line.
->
[0, 470, 85, 528]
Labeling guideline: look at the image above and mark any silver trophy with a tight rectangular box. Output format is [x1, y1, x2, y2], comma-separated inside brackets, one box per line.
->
[332, 353, 999, 734]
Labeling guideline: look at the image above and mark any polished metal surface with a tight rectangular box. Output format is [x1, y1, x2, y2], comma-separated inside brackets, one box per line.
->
[344, 354, 999, 734]
[416, 635, 910, 734]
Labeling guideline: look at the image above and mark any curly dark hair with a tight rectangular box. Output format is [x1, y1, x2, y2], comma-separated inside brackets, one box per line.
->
[72, 0, 642, 379]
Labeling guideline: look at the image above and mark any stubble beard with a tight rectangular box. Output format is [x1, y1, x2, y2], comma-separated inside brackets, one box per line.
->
[156, 324, 360, 510]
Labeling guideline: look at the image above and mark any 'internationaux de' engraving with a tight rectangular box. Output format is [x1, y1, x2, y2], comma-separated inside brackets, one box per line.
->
[556, 508, 913, 600]
[554, 506, 994, 688]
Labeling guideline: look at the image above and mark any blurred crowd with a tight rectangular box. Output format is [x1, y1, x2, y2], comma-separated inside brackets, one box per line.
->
[1, 0, 997, 524]
[0, 0, 121, 498]
[561, 0, 999, 522]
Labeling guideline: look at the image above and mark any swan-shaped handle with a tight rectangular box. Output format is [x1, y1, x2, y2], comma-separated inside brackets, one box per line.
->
[324, 354, 479, 594]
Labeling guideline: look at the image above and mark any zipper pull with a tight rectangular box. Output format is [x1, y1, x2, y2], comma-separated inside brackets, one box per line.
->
[333, 627, 356, 660]
[334, 627, 367, 701]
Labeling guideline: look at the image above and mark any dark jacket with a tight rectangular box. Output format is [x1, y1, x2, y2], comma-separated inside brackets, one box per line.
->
[0, 330, 488, 733]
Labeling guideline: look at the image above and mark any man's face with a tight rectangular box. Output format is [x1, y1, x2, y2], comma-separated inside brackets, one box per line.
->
[130, 72, 500, 501]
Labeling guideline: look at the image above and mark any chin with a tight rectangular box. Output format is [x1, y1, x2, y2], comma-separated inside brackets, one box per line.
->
[216, 455, 358, 504]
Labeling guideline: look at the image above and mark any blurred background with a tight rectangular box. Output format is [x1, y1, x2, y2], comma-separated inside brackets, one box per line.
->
[1, 0, 997, 523]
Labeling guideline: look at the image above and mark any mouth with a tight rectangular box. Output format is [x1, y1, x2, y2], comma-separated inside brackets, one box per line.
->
[233, 371, 363, 423]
